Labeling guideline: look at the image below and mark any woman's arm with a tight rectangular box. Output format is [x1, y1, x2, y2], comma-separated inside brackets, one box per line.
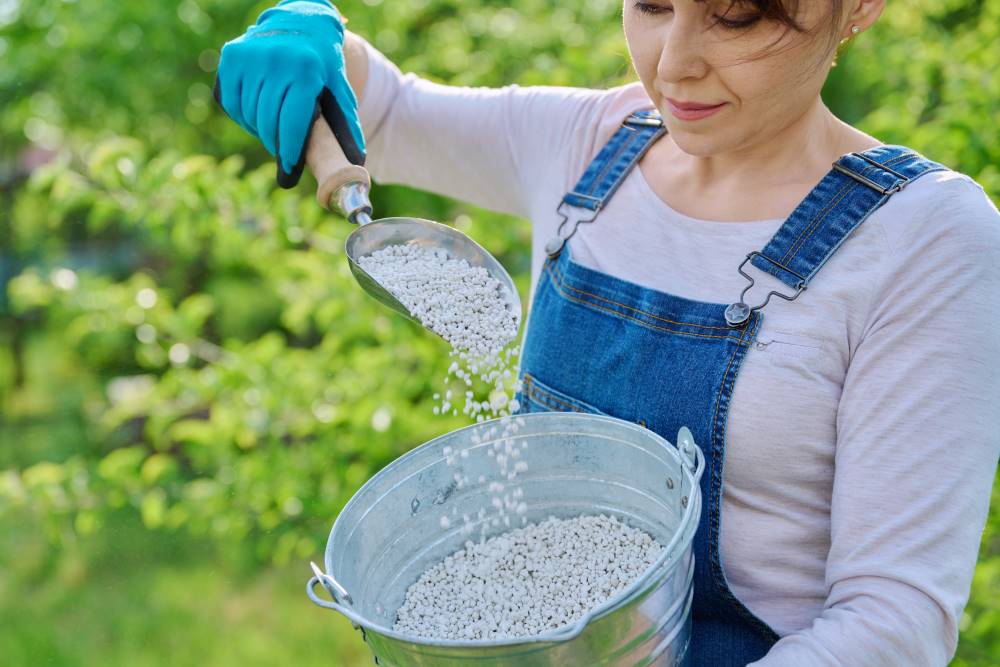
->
[750, 176, 1000, 666]
[347, 32, 635, 220]
[343, 30, 369, 109]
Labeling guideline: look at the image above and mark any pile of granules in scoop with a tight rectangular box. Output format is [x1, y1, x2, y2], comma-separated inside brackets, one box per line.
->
[393, 514, 663, 641]
[357, 243, 522, 421]
[356, 244, 519, 364]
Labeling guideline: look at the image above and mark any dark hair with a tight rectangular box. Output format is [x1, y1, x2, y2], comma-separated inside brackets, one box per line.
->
[714, 0, 846, 70]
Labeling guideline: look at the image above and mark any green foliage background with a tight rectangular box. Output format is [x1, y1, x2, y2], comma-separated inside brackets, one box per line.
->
[1, 0, 997, 664]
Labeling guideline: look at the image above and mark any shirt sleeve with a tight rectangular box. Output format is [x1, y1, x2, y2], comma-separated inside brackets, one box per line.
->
[750, 175, 1000, 666]
[355, 35, 635, 220]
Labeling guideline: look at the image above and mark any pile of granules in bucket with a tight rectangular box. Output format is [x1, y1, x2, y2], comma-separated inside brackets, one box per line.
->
[393, 514, 664, 640]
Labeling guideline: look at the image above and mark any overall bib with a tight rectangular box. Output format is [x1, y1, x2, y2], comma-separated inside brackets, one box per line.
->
[516, 109, 948, 665]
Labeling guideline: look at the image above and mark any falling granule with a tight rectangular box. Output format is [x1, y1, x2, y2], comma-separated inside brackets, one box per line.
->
[358, 243, 532, 535]
[393, 514, 663, 641]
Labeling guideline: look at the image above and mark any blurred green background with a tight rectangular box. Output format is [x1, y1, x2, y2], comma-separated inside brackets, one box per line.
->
[1, 0, 998, 665]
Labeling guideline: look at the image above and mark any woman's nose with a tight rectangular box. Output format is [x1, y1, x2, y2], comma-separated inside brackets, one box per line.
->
[655, 21, 711, 83]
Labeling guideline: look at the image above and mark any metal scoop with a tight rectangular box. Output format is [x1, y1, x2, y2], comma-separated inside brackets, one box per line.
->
[304, 119, 522, 329]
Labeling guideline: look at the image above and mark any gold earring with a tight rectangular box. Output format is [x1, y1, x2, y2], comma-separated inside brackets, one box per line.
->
[832, 25, 861, 67]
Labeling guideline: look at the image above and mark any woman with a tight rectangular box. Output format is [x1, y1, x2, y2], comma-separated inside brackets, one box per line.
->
[215, 1, 1000, 664]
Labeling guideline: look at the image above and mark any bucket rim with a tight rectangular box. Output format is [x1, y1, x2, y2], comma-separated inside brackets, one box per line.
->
[310, 412, 704, 647]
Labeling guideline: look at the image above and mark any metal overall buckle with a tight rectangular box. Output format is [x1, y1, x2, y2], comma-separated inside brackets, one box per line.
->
[725, 252, 807, 327]
[831, 151, 913, 195]
[621, 115, 664, 130]
[545, 198, 601, 258]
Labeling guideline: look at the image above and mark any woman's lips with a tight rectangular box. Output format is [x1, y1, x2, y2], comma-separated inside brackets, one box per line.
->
[665, 98, 726, 121]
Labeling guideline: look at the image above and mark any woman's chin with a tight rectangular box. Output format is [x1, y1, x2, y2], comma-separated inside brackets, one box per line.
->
[662, 129, 728, 157]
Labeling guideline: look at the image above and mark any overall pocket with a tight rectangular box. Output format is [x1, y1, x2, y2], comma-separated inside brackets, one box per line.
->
[516, 372, 608, 416]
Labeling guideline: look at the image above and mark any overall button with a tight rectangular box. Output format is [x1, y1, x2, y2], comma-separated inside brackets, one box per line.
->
[725, 301, 751, 326]
[545, 236, 566, 257]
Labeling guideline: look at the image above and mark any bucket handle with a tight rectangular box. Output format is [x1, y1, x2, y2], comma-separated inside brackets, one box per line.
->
[309, 566, 378, 638]
[308, 561, 373, 633]
[307, 574, 347, 611]
[307, 560, 356, 608]
[675, 426, 705, 520]
[676, 426, 705, 485]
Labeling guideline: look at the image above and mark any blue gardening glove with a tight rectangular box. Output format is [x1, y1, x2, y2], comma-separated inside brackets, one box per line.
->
[214, 0, 366, 188]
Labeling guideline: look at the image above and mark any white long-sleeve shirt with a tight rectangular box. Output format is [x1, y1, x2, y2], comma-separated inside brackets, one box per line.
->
[355, 36, 1000, 665]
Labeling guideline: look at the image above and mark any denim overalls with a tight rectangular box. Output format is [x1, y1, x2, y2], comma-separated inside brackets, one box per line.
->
[516, 108, 948, 665]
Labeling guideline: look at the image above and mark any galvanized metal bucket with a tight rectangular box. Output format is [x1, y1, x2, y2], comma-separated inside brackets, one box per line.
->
[307, 412, 705, 666]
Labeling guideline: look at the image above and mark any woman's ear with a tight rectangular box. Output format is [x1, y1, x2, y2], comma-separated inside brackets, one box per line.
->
[841, 0, 886, 37]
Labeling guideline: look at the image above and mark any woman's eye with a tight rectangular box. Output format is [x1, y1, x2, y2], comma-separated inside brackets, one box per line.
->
[632, 2, 760, 30]
[633, 2, 670, 15]
[716, 13, 760, 29]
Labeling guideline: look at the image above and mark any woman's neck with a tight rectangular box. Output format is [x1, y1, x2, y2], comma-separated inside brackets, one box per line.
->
[639, 98, 883, 223]
[674, 98, 856, 192]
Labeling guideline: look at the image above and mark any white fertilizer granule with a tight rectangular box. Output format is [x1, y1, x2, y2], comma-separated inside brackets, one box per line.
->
[393, 514, 663, 641]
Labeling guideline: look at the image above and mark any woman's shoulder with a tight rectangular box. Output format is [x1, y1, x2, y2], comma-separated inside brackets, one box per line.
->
[873, 164, 1000, 260]
[591, 81, 655, 139]
[508, 79, 653, 191]
[553, 81, 655, 176]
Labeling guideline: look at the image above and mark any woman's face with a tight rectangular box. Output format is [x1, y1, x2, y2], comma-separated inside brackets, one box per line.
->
[623, 1, 844, 157]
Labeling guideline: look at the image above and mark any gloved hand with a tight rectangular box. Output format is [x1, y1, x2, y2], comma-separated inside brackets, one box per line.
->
[214, 0, 366, 188]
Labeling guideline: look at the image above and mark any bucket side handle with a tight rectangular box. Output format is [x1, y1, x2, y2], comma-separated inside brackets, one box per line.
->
[676, 426, 705, 485]
[309, 560, 354, 606]
[307, 563, 374, 634]
[306, 574, 371, 634]
[307, 575, 346, 612]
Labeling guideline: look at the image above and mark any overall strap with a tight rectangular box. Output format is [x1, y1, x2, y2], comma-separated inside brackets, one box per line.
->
[724, 145, 951, 326]
[545, 110, 667, 257]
